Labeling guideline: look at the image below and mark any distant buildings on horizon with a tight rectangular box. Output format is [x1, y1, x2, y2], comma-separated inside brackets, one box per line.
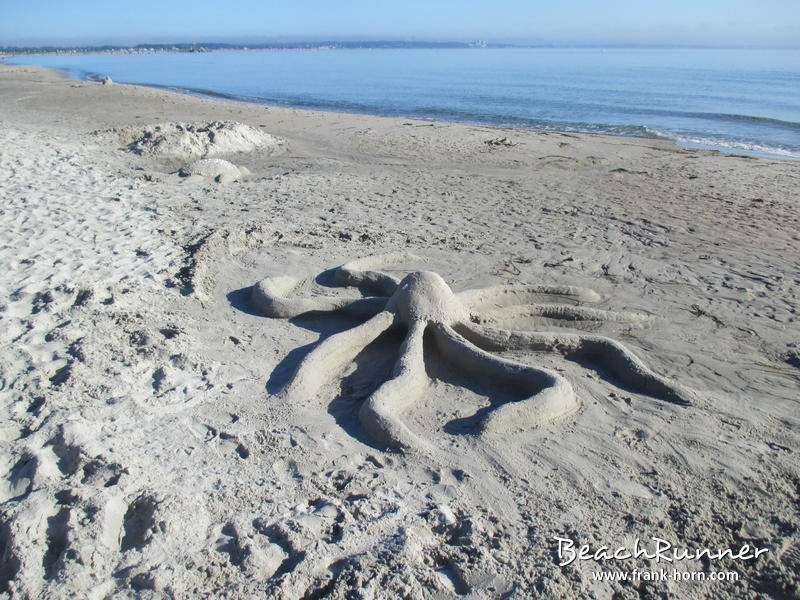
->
[0, 40, 506, 56]
[2, 39, 791, 56]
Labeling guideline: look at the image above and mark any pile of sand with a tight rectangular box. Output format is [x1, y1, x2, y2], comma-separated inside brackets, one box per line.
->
[111, 120, 285, 160]
[178, 158, 249, 183]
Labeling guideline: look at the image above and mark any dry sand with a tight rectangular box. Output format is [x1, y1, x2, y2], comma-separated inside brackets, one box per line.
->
[0, 63, 798, 599]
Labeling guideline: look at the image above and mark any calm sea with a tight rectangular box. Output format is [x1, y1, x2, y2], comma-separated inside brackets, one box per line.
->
[6, 48, 800, 160]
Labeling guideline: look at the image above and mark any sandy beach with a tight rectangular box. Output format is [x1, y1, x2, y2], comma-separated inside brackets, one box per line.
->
[1, 63, 798, 599]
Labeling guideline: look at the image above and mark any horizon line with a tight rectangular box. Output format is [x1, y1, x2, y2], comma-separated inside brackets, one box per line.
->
[3, 39, 799, 53]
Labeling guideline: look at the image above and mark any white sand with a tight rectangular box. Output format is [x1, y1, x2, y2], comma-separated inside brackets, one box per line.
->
[0, 64, 798, 599]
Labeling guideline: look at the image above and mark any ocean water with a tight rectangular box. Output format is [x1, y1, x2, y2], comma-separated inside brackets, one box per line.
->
[6, 48, 800, 160]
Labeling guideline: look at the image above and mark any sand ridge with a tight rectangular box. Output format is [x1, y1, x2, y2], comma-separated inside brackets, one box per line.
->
[0, 64, 799, 599]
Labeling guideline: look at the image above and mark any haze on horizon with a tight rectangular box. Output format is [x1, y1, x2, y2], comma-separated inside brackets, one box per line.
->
[1, 0, 799, 49]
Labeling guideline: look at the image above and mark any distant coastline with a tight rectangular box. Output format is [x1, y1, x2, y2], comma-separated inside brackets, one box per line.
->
[4, 40, 796, 58]
[0, 40, 503, 56]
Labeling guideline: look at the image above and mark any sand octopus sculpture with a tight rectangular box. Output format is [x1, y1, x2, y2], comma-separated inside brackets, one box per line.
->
[252, 253, 697, 451]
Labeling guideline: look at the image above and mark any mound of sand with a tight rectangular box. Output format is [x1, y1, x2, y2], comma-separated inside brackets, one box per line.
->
[113, 120, 284, 160]
[178, 158, 248, 183]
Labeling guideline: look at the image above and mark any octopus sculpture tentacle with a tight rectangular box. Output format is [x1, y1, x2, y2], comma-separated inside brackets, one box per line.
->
[252, 253, 698, 451]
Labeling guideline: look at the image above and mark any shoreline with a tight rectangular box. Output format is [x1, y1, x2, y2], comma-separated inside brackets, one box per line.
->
[1, 63, 798, 599]
[5, 54, 798, 163]
[0, 62, 690, 157]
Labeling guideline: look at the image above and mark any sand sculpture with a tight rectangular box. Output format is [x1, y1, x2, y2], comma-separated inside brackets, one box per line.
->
[252, 254, 698, 451]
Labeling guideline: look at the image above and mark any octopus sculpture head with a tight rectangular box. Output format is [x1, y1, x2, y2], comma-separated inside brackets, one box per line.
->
[252, 253, 699, 453]
[388, 271, 468, 325]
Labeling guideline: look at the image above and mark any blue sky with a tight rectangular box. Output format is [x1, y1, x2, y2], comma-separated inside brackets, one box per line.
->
[1, 0, 798, 47]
